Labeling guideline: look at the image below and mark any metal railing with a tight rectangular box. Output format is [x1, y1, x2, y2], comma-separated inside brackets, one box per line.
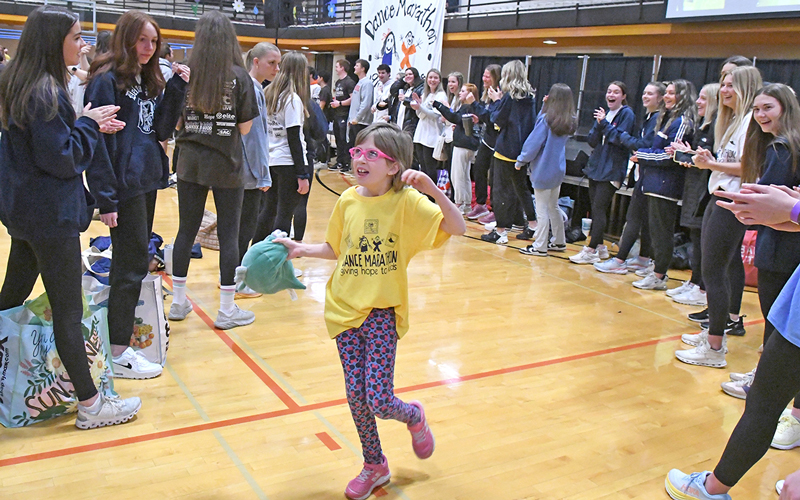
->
[0, 0, 664, 30]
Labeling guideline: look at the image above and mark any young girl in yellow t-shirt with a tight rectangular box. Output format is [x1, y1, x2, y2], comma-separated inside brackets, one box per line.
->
[277, 121, 466, 500]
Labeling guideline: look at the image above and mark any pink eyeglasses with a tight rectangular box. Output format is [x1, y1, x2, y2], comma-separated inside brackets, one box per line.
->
[349, 147, 396, 162]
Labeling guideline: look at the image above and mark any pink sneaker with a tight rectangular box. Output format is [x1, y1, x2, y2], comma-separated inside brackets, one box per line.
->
[477, 212, 495, 224]
[407, 401, 435, 459]
[467, 204, 490, 220]
[345, 455, 391, 500]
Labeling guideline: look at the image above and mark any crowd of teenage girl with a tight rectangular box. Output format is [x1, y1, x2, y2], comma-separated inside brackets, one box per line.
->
[3, 5, 800, 500]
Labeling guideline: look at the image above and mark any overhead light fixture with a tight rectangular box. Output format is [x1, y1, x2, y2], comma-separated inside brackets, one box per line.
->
[543, 40, 557, 45]
[301, 46, 309, 50]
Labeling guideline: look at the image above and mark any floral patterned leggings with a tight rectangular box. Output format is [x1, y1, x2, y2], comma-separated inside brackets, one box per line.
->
[336, 308, 421, 464]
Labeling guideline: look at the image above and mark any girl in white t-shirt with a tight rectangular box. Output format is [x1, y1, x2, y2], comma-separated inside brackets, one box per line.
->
[410, 69, 448, 181]
[674, 65, 762, 368]
[257, 51, 311, 240]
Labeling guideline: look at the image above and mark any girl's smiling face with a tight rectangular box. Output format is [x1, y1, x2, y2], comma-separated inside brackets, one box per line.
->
[62, 21, 85, 68]
[663, 84, 677, 110]
[426, 71, 440, 92]
[642, 84, 662, 112]
[752, 93, 782, 136]
[447, 76, 459, 95]
[696, 88, 709, 117]
[606, 84, 624, 111]
[720, 73, 738, 110]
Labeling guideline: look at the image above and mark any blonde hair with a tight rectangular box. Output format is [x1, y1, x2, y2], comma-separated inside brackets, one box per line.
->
[421, 68, 444, 100]
[699, 83, 720, 130]
[355, 122, 411, 192]
[246, 42, 278, 71]
[715, 66, 762, 152]
[499, 60, 534, 100]
[264, 51, 309, 118]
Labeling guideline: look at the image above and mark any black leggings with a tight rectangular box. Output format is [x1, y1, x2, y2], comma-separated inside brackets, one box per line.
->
[238, 188, 263, 265]
[173, 179, 243, 286]
[254, 166, 303, 242]
[107, 190, 156, 347]
[292, 171, 314, 241]
[492, 156, 535, 229]
[588, 180, 618, 249]
[0, 237, 97, 402]
[714, 332, 800, 487]
[689, 227, 703, 288]
[415, 143, 438, 182]
[472, 142, 493, 206]
[615, 182, 651, 261]
[758, 269, 795, 345]
[701, 196, 746, 337]
[648, 196, 679, 276]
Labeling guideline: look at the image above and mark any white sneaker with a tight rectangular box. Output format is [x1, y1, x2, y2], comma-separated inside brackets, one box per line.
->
[169, 300, 193, 321]
[675, 340, 727, 368]
[569, 246, 600, 264]
[593, 258, 628, 274]
[596, 244, 610, 260]
[112, 347, 162, 379]
[294, 268, 303, 278]
[75, 393, 142, 430]
[214, 305, 255, 330]
[484, 221, 497, 231]
[666, 281, 693, 298]
[634, 261, 655, 277]
[778, 479, 785, 495]
[721, 370, 754, 399]
[632, 272, 669, 290]
[681, 330, 728, 353]
[772, 410, 800, 450]
[673, 287, 708, 306]
[625, 256, 652, 272]
[729, 367, 756, 382]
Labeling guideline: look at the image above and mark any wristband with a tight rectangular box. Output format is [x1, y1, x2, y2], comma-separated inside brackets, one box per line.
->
[791, 200, 800, 225]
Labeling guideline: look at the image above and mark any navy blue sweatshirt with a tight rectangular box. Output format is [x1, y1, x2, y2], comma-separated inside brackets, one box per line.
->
[84, 71, 187, 213]
[432, 101, 479, 151]
[0, 87, 100, 239]
[491, 93, 536, 161]
[473, 99, 501, 149]
[637, 114, 693, 201]
[755, 139, 800, 273]
[599, 110, 659, 152]
[584, 105, 636, 183]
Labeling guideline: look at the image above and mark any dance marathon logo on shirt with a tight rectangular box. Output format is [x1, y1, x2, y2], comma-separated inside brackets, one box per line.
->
[125, 86, 157, 135]
[184, 79, 238, 137]
[340, 219, 399, 277]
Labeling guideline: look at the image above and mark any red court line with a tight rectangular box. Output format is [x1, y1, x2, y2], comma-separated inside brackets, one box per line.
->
[316, 432, 342, 451]
[374, 487, 388, 497]
[1, 321, 760, 469]
[161, 274, 300, 411]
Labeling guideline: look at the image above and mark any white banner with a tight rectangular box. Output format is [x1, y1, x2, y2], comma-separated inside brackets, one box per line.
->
[359, 0, 447, 85]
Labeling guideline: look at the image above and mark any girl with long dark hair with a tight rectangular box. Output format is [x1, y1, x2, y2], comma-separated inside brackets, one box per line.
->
[570, 81, 636, 264]
[0, 5, 140, 429]
[85, 9, 189, 378]
[633, 79, 697, 291]
[168, 11, 259, 330]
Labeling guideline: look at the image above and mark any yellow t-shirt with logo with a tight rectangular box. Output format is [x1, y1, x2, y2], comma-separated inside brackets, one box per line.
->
[324, 186, 450, 339]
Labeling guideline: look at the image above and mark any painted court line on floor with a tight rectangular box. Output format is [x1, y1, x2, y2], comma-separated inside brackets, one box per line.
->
[316, 432, 342, 451]
[0, 321, 749, 469]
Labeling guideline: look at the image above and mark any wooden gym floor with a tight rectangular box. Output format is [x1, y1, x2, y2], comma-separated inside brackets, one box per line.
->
[0, 170, 788, 500]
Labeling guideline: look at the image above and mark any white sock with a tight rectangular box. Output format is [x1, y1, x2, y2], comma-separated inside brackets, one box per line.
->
[82, 395, 103, 413]
[498, 229, 507, 236]
[172, 276, 187, 305]
[220, 285, 235, 315]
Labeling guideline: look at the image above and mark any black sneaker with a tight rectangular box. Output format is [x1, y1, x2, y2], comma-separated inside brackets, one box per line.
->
[699, 316, 746, 336]
[339, 165, 351, 173]
[519, 245, 547, 257]
[480, 230, 508, 245]
[327, 163, 342, 171]
[548, 243, 567, 252]
[726, 316, 746, 336]
[688, 308, 708, 323]
[515, 226, 535, 240]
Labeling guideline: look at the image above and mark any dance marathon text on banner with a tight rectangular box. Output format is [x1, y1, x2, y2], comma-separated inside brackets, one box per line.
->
[359, 0, 446, 86]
